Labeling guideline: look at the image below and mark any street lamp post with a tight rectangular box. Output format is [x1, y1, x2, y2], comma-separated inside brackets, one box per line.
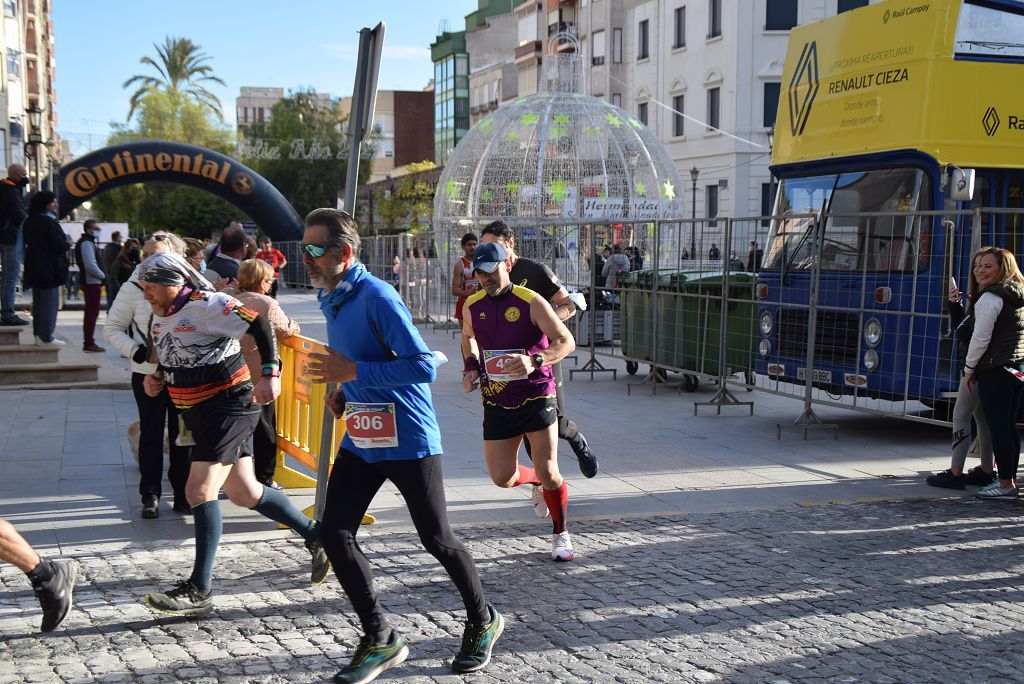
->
[25, 103, 44, 190]
[689, 166, 699, 259]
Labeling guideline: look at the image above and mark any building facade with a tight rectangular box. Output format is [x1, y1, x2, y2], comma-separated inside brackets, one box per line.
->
[367, 89, 435, 182]
[235, 87, 285, 139]
[1, 0, 59, 186]
[449, 0, 879, 243]
[432, 0, 518, 164]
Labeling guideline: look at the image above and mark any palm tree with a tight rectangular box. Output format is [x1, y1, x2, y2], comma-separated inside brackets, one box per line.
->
[123, 37, 226, 121]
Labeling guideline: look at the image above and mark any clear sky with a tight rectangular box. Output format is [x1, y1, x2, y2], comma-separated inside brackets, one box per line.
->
[53, 0, 479, 157]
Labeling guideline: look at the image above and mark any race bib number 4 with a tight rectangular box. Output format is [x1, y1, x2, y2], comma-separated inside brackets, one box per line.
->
[345, 402, 398, 449]
[483, 349, 528, 382]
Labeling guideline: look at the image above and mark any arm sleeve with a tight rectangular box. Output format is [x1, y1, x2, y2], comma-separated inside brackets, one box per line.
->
[965, 293, 1003, 369]
[245, 314, 278, 367]
[80, 242, 105, 280]
[356, 295, 436, 388]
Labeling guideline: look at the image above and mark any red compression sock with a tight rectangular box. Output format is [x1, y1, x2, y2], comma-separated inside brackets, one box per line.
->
[543, 482, 568, 534]
[513, 464, 542, 487]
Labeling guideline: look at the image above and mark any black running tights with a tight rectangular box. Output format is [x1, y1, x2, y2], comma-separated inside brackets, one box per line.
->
[318, 449, 489, 637]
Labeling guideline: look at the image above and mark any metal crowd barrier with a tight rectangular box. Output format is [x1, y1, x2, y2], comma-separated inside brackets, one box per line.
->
[275, 334, 374, 523]
[276, 207, 1024, 437]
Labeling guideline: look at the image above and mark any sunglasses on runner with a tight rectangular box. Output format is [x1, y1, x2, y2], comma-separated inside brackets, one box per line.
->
[301, 243, 334, 258]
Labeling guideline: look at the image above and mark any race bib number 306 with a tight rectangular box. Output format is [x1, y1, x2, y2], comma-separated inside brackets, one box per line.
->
[345, 402, 398, 449]
[483, 348, 528, 383]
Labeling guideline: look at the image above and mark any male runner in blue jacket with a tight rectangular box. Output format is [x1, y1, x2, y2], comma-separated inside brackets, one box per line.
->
[303, 209, 502, 684]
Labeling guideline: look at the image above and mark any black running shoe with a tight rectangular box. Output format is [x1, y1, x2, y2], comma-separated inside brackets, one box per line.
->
[145, 579, 213, 616]
[172, 499, 192, 514]
[570, 434, 599, 478]
[964, 465, 997, 487]
[334, 631, 409, 683]
[451, 604, 504, 673]
[926, 469, 966, 490]
[33, 560, 78, 632]
[306, 536, 331, 584]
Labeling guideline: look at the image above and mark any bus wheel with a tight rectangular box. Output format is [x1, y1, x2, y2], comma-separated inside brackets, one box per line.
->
[625, 361, 638, 375]
[744, 370, 756, 391]
[683, 374, 699, 392]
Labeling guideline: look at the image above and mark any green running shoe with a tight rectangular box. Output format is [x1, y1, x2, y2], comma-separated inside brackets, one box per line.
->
[452, 604, 504, 673]
[306, 536, 331, 584]
[144, 579, 213, 617]
[333, 631, 409, 683]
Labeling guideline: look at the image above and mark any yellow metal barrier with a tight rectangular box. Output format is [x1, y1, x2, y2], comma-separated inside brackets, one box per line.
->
[276, 334, 375, 524]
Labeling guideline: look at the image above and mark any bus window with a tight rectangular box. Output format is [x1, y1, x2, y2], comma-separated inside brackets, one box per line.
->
[954, 1, 1024, 61]
[764, 167, 930, 272]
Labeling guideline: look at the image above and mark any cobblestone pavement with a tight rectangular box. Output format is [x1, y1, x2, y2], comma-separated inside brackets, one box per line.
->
[3, 497, 1024, 683]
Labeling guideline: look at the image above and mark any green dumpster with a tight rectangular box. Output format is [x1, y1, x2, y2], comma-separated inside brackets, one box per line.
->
[619, 270, 653, 363]
[667, 272, 757, 377]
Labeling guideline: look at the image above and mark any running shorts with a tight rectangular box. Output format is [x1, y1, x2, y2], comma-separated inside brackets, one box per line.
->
[482, 396, 557, 441]
[182, 382, 260, 464]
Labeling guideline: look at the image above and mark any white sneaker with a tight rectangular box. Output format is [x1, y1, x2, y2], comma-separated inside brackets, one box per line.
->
[35, 336, 65, 347]
[531, 485, 549, 518]
[551, 531, 574, 562]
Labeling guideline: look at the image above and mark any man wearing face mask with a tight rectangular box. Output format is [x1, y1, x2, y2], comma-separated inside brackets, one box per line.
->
[74, 220, 106, 352]
[0, 164, 30, 326]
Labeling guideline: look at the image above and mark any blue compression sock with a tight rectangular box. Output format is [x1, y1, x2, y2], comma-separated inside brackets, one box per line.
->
[251, 485, 317, 542]
[189, 500, 222, 592]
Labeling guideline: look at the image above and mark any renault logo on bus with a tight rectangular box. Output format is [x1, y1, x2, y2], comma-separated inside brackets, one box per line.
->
[788, 41, 819, 136]
[983, 107, 1000, 136]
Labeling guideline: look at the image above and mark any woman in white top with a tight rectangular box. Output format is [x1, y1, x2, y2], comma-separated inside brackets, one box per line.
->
[962, 247, 1024, 500]
[103, 232, 191, 518]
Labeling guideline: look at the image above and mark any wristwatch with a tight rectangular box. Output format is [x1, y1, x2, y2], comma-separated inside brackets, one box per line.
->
[261, 366, 281, 378]
[531, 353, 544, 370]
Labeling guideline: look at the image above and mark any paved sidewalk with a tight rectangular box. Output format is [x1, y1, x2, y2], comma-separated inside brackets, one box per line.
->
[2, 289, 1023, 682]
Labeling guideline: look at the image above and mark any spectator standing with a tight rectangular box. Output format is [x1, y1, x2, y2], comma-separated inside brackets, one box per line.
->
[101, 229, 124, 310]
[629, 246, 644, 271]
[254, 238, 288, 298]
[601, 244, 631, 289]
[104, 231, 191, 518]
[235, 259, 300, 488]
[0, 164, 29, 325]
[592, 247, 606, 290]
[964, 247, 1024, 500]
[205, 223, 246, 284]
[182, 237, 207, 274]
[75, 220, 106, 352]
[114, 239, 142, 286]
[926, 274, 996, 489]
[708, 243, 721, 260]
[729, 251, 745, 271]
[747, 241, 764, 273]
[451, 232, 478, 325]
[22, 191, 68, 347]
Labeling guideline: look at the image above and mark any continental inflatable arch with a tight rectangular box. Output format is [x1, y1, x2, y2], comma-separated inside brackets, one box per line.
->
[56, 140, 304, 241]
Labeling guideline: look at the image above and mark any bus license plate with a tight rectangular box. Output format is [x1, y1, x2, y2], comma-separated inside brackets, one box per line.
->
[797, 367, 832, 383]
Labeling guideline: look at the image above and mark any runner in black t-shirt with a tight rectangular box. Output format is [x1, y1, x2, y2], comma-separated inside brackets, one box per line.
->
[480, 221, 599, 478]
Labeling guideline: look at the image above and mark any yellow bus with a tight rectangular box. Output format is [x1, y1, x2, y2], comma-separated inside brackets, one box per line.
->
[757, 0, 1024, 411]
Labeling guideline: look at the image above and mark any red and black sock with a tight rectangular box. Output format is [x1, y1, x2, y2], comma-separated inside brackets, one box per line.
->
[513, 464, 542, 487]
[543, 482, 568, 534]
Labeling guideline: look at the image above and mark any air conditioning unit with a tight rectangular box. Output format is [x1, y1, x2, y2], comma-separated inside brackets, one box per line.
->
[592, 56, 605, 66]
[718, 179, 728, 189]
